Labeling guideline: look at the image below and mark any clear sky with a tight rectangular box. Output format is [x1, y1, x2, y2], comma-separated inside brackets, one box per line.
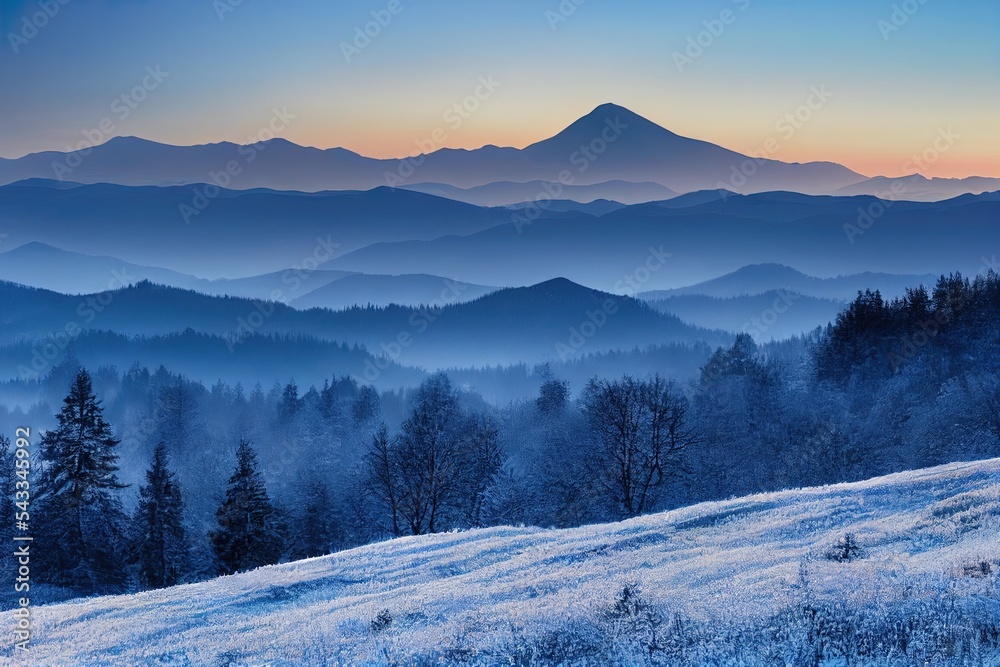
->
[1, 0, 997, 178]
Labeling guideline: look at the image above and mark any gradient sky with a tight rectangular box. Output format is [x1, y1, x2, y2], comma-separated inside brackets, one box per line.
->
[1, 0, 997, 178]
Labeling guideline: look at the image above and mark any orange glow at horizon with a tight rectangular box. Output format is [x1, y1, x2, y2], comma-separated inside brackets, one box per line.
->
[286, 124, 1000, 181]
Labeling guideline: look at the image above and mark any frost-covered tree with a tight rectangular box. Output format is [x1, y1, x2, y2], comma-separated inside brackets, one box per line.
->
[153, 379, 204, 455]
[290, 479, 338, 559]
[278, 381, 300, 422]
[352, 385, 381, 426]
[365, 423, 402, 537]
[132, 443, 189, 589]
[210, 439, 282, 574]
[584, 375, 695, 517]
[394, 373, 464, 534]
[457, 413, 503, 528]
[366, 374, 502, 535]
[35, 369, 130, 595]
[536, 378, 570, 414]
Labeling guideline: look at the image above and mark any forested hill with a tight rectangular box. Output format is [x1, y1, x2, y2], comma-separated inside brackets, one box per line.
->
[0, 278, 730, 370]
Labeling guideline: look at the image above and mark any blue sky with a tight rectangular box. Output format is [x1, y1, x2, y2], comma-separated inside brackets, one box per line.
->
[1, 0, 997, 177]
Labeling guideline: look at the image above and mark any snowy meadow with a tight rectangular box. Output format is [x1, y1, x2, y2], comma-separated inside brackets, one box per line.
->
[8, 458, 1000, 666]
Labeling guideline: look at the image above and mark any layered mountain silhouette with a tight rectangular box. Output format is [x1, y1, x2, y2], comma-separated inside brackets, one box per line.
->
[290, 274, 496, 311]
[0, 242, 497, 309]
[10, 104, 994, 199]
[645, 291, 844, 341]
[833, 174, 1000, 201]
[4, 177, 995, 291]
[323, 192, 1000, 289]
[0, 278, 728, 371]
[0, 180, 511, 275]
[641, 263, 939, 301]
[398, 179, 676, 206]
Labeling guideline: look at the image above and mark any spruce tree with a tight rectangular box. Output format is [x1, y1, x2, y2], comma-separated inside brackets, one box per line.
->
[36, 369, 129, 595]
[210, 439, 282, 574]
[133, 443, 189, 589]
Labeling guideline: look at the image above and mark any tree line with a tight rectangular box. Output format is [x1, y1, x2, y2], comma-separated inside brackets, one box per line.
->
[2, 270, 998, 602]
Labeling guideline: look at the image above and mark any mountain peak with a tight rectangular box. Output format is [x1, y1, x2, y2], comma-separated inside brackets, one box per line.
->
[589, 102, 639, 115]
[571, 103, 666, 132]
[523, 103, 683, 158]
[4, 241, 66, 255]
[102, 135, 166, 149]
[531, 276, 594, 292]
[570, 102, 676, 136]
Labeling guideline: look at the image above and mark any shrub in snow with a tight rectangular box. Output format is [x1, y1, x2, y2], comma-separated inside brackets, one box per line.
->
[959, 559, 993, 578]
[371, 608, 393, 635]
[826, 532, 863, 562]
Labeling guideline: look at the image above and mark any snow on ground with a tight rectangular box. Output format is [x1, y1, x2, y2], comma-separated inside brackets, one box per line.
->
[5, 459, 1000, 666]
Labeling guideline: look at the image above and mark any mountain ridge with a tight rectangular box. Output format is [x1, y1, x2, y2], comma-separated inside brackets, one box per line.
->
[0, 276, 729, 372]
[2, 105, 996, 199]
[0, 103, 868, 195]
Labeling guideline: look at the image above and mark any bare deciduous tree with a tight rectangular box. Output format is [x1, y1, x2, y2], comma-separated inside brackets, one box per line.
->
[585, 374, 697, 517]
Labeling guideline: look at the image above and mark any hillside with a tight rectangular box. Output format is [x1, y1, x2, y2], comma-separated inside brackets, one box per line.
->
[0, 242, 357, 297]
[13, 458, 1000, 665]
[641, 264, 939, 301]
[289, 273, 497, 310]
[645, 290, 844, 340]
[0, 278, 727, 374]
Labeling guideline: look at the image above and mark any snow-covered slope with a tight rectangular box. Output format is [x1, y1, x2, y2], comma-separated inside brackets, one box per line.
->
[10, 459, 1000, 666]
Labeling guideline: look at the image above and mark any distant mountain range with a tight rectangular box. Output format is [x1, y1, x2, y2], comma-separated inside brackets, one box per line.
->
[506, 198, 626, 217]
[644, 291, 844, 342]
[289, 273, 496, 311]
[640, 263, 940, 301]
[323, 191, 999, 289]
[0, 242, 495, 309]
[4, 241, 952, 342]
[3, 181, 994, 294]
[635, 263, 949, 340]
[3, 103, 995, 199]
[0, 180, 510, 275]
[0, 279, 729, 373]
[399, 179, 676, 206]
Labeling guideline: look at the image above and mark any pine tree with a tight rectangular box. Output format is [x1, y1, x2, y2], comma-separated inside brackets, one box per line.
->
[278, 381, 300, 421]
[36, 369, 129, 595]
[209, 439, 282, 574]
[536, 378, 570, 414]
[132, 443, 189, 589]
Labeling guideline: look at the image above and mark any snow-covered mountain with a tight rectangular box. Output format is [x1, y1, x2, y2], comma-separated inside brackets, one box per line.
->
[20, 458, 1000, 665]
